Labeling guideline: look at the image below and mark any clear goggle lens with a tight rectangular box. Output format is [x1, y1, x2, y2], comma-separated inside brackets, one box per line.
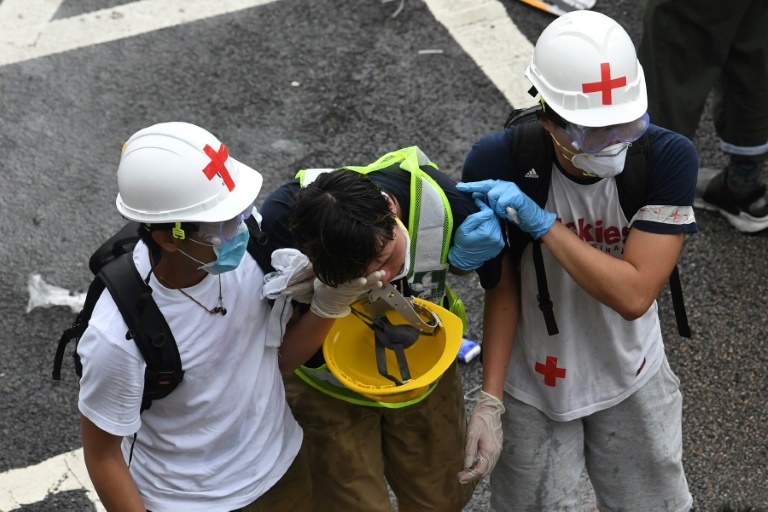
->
[194, 203, 254, 245]
[566, 112, 650, 154]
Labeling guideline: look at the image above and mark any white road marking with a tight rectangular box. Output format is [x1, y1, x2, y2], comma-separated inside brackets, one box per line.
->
[423, 0, 537, 108]
[0, 0, 280, 67]
[0, 449, 104, 512]
[4, 0, 535, 509]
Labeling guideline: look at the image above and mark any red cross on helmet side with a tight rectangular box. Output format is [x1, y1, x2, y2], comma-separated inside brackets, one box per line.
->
[115, 122, 263, 224]
[524, 10, 647, 128]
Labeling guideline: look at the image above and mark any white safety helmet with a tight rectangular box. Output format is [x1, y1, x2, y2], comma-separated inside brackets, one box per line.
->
[525, 10, 647, 127]
[115, 122, 263, 223]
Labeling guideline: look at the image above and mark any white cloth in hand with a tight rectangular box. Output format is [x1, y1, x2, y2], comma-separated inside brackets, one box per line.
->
[262, 249, 315, 347]
[457, 390, 505, 484]
[310, 270, 386, 319]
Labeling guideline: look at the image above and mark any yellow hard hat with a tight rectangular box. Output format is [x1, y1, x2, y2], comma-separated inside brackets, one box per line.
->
[322, 296, 463, 404]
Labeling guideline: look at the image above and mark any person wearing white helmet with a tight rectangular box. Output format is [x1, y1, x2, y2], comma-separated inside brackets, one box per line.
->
[457, 11, 696, 511]
[77, 122, 384, 511]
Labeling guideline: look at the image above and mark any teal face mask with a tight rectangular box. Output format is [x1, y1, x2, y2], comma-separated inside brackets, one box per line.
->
[181, 223, 250, 275]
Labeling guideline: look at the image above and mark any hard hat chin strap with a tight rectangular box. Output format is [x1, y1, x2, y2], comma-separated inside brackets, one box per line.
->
[351, 308, 433, 386]
[372, 315, 420, 385]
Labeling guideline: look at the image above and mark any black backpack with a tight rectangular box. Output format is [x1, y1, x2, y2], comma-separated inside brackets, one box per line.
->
[52, 219, 268, 412]
[503, 105, 691, 338]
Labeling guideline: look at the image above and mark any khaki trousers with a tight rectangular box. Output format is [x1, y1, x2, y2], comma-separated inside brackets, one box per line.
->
[284, 361, 476, 512]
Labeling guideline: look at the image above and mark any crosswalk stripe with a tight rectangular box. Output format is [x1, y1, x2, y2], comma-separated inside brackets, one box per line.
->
[423, 0, 536, 108]
[0, 0, 280, 67]
[0, 448, 103, 511]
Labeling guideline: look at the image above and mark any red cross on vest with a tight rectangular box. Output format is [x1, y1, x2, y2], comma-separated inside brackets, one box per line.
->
[581, 63, 626, 106]
[202, 143, 236, 191]
[535, 356, 566, 387]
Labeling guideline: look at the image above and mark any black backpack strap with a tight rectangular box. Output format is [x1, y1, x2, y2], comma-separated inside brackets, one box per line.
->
[510, 115, 559, 336]
[98, 254, 184, 412]
[52, 277, 106, 380]
[668, 266, 691, 338]
[532, 241, 559, 336]
[615, 135, 651, 219]
[616, 135, 691, 338]
[89, 222, 144, 274]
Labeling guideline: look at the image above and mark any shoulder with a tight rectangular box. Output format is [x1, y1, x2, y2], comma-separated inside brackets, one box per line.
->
[630, 125, 699, 234]
[251, 180, 301, 273]
[647, 125, 698, 185]
[420, 163, 480, 224]
[647, 125, 697, 163]
[645, 125, 698, 204]
[462, 128, 516, 183]
[260, 180, 301, 218]
[83, 292, 144, 361]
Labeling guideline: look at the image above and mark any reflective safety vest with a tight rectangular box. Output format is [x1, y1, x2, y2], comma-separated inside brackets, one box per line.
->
[294, 146, 465, 408]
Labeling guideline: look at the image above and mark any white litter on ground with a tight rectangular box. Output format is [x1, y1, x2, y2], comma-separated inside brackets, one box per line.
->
[26, 274, 86, 314]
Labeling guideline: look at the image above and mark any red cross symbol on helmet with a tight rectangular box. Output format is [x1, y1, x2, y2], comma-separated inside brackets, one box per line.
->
[202, 143, 236, 191]
[581, 62, 627, 105]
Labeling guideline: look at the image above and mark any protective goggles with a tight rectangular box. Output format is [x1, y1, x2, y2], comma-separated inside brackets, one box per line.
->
[565, 112, 649, 154]
[193, 202, 254, 245]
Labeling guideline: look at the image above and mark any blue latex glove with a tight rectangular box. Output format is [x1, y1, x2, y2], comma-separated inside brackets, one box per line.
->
[457, 180, 557, 240]
[448, 197, 505, 270]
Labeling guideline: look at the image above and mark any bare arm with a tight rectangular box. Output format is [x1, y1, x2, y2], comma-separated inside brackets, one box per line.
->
[540, 223, 685, 320]
[80, 415, 145, 512]
[480, 252, 520, 400]
[278, 309, 335, 375]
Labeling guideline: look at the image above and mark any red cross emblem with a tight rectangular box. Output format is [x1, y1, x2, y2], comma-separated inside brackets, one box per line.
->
[202, 143, 235, 191]
[535, 356, 566, 387]
[581, 63, 626, 105]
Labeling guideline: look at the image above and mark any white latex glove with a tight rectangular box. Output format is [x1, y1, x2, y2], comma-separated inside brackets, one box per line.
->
[310, 270, 386, 319]
[457, 391, 505, 484]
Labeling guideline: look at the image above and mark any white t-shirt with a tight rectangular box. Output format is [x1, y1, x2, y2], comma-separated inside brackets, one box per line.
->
[78, 241, 302, 511]
[505, 166, 665, 421]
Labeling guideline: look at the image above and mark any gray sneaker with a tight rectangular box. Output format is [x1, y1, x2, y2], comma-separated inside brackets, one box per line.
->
[697, 168, 768, 233]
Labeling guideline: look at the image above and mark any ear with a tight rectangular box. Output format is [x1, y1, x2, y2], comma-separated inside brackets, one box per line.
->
[539, 117, 557, 134]
[151, 229, 182, 252]
[382, 192, 400, 217]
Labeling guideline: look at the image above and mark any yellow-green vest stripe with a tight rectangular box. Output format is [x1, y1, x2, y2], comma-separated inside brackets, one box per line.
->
[294, 146, 457, 408]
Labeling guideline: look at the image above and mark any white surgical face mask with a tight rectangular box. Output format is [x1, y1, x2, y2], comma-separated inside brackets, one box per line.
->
[570, 142, 630, 178]
[391, 218, 411, 281]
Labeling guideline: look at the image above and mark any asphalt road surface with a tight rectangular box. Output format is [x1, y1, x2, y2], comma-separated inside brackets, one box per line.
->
[1, 0, 766, 511]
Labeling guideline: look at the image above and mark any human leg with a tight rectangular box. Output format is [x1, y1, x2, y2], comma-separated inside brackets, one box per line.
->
[638, 0, 729, 138]
[380, 362, 475, 512]
[701, 0, 768, 231]
[712, 0, 768, 158]
[283, 373, 394, 512]
[584, 356, 692, 512]
[490, 394, 584, 512]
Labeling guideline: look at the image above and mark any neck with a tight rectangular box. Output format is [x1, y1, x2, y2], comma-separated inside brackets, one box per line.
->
[153, 250, 208, 289]
[549, 132, 590, 179]
[554, 149, 584, 178]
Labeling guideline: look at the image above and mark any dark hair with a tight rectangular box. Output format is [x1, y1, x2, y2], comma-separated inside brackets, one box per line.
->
[139, 222, 200, 256]
[539, 99, 568, 129]
[288, 169, 396, 287]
